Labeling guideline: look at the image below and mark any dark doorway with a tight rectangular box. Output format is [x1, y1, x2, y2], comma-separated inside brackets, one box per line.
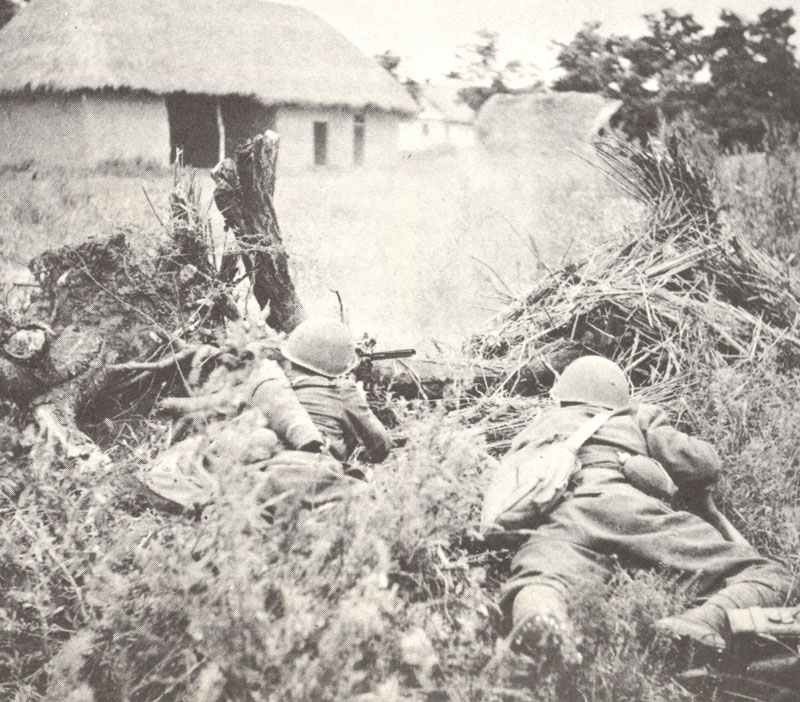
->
[313, 121, 328, 165]
[166, 93, 219, 167]
[222, 97, 276, 157]
[353, 113, 365, 166]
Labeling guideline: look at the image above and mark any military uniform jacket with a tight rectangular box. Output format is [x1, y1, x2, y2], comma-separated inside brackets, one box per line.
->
[511, 402, 721, 489]
[288, 370, 392, 463]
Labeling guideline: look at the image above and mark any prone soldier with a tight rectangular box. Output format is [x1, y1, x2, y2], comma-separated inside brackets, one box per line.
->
[493, 356, 793, 662]
[251, 317, 392, 464]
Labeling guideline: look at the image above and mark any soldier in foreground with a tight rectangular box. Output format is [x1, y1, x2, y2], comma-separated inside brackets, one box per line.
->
[252, 317, 392, 464]
[489, 356, 793, 662]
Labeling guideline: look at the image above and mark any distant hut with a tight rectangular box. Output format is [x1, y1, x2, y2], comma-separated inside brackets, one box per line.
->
[476, 92, 622, 155]
[0, 0, 417, 170]
[399, 82, 476, 152]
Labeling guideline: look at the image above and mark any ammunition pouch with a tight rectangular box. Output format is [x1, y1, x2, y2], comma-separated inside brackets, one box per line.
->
[618, 453, 678, 502]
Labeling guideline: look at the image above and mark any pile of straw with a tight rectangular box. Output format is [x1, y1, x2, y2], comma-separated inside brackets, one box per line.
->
[471, 137, 800, 405]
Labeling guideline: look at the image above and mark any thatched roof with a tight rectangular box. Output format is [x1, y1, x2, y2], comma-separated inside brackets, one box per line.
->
[0, 0, 417, 114]
[418, 82, 474, 124]
[476, 91, 621, 153]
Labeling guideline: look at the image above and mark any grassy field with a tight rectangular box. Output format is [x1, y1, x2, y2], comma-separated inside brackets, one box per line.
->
[0, 146, 636, 348]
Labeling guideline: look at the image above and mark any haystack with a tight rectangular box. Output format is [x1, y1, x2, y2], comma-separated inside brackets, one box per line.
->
[476, 91, 621, 155]
[471, 136, 800, 407]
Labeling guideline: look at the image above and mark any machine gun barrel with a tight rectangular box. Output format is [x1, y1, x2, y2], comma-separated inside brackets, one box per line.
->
[356, 348, 416, 362]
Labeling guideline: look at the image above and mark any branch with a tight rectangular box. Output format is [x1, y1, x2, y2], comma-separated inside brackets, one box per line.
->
[106, 346, 201, 373]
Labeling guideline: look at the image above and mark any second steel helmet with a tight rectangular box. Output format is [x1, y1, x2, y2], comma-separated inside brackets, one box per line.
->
[281, 318, 357, 378]
[551, 355, 630, 409]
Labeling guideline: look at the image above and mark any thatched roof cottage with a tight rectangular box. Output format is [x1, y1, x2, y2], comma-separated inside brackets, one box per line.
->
[399, 82, 476, 153]
[0, 0, 417, 170]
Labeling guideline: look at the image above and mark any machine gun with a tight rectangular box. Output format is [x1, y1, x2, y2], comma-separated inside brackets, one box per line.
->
[356, 348, 416, 364]
[353, 334, 415, 372]
[353, 346, 416, 390]
[677, 606, 800, 701]
[352, 339, 417, 425]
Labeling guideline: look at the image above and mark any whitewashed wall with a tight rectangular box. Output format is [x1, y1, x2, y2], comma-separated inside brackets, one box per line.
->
[363, 110, 400, 166]
[0, 93, 90, 165]
[0, 92, 169, 167]
[275, 106, 401, 172]
[83, 93, 169, 165]
[398, 117, 475, 152]
[0, 94, 402, 171]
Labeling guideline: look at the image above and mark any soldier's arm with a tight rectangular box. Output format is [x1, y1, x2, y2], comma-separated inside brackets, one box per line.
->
[341, 381, 392, 463]
[637, 404, 721, 488]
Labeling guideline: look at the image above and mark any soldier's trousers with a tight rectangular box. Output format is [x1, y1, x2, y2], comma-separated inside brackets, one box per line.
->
[502, 470, 794, 614]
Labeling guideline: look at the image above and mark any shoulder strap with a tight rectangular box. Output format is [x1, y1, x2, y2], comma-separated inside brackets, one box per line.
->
[561, 410, 615, 453]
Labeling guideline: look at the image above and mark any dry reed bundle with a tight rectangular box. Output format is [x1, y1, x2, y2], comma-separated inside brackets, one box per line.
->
[471, 136, 800, 405]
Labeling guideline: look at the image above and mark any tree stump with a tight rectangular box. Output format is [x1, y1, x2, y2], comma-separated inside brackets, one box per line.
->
[211, 131, 305, 333]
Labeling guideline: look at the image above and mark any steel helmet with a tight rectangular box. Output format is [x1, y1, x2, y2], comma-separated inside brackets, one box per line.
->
[552, 355, 630, 409]
[281, 318, 357, 377]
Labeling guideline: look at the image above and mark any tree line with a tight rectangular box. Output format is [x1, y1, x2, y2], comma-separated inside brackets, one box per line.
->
[553, 7, 800, 149]
[378, 7, 799, 151]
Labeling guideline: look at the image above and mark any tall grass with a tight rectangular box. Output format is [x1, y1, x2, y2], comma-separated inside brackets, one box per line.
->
[716, 136, 800, 264]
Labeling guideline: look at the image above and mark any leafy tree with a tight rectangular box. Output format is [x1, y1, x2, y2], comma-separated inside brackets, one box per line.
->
[374, 49, 423, 106]
[449, 29, 541, 112]
[552, 21, 624, 94]
[554, 11, 710, 140]
[553, 7, 800, 149]
[707, 8, 800, 149]
[375, 50, 401, 78]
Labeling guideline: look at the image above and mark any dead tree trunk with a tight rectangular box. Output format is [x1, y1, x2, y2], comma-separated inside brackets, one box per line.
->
[211, 131, 305, 333]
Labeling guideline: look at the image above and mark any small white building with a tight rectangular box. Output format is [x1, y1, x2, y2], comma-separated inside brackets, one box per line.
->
[399, 83, 476, 153]
[0, 0, 417, 172]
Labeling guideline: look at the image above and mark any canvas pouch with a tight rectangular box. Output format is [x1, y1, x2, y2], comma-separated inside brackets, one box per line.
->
[481, 410, 614, 531]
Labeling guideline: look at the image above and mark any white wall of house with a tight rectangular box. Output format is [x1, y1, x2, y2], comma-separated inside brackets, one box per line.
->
[399, 117, 476, 152]
[0, 92, 169, 167]
[363, 110, 400, 167]
[274, 105, 400, 172]
[0, 95, 402, 171]
[0, 93, 90, 165]
[83, 93, 169, 165]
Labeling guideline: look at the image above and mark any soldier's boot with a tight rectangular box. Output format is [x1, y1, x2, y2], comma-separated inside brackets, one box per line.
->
[508, 584, 582, 669]
[656, 582, 786, 651]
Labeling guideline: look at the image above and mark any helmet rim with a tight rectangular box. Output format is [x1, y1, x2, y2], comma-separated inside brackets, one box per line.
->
[280, 318, 358, 378]
[551, 355, 630, 410]
[280, 342, 357, 377]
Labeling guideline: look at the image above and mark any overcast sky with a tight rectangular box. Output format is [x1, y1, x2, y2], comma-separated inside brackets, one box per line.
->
[283, 0, 799, 80]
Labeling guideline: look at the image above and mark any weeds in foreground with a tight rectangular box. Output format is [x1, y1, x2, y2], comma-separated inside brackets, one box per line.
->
[5, 351, 798, 702]
[688, 359, 800, 572]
